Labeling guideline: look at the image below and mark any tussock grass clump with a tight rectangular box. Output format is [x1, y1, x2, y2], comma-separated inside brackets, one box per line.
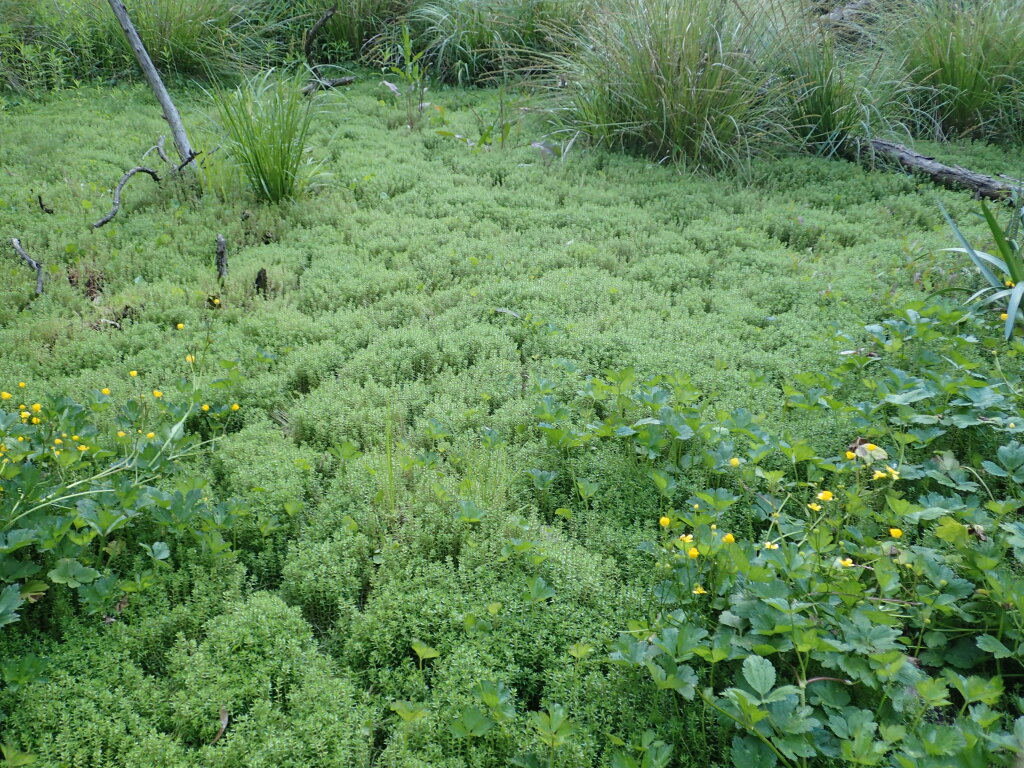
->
[209, 70, 322, 203]
[544, 0, 781, 170]
[0, 0, 295, 90]
[772, 18, 908, 156]
[887, 0, 1024, 141]
[404, 0, 584, 84]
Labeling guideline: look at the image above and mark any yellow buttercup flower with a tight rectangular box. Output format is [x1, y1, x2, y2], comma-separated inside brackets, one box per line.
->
[1001, 313, 1009, 321]
[872, 470, 888, 480]
[230, 403, 240, 411]
[77, 445, 88, 452]
[808, 502, 822, 512]
[54, 439, 62, 446]
[687, 547, 700, 559]
[845, 451, 856, 460]
[17, 382, 25, 388]
[659, 516, 671, 528]
[817, 490, 834, 502]
[176, 323, 184, 330]
[129, 370, 138, 377]
[146, 431, 156, 439]
[19, 411, 29, 420]
[839, 557, 853, 567]
[729, 457, 740, 467]
[722, 533, 735, 544]
[692, 585, 707, 595]
[889, 528, 903, 539]
[678, 533, 694, 543]
[101, 388, 110, 395]
[0, 392, 10, 400]
[763, 541, 780, 550]
[185, 355, 195, 363]
[152, 390, 163, 398]
[30, 417, 40, 425]
[30, 403, 41, 412]
[117, 431, 126, 438]
[71, 435, 79, 441]
[201, 404, 210, 412]
[886, 465, 899, 479]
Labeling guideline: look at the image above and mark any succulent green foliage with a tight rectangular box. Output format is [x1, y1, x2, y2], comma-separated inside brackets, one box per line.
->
[0, 78, 1023, 768]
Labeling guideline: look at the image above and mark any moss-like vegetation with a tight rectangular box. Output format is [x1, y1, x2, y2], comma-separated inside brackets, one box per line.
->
[1, 69, 1022, 766]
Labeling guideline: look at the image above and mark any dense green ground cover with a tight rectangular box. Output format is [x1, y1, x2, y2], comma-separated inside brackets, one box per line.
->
[1, 81, 1023, 766]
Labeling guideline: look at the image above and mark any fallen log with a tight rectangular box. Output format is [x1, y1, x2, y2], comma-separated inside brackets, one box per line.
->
[821, 0, 873, 24]
[302, 76, 356, 95]
[867, 139, 1015, 202]
[10, 238, 44, 295]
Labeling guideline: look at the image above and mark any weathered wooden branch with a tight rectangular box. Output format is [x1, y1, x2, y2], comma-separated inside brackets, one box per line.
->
[37, 194, 54, 214]
[216, 234, 228, 282]
[142, 135, 171, 165]
[106, 0, 195, 166]
[868, 139, 1015, 202]
[821, 0, 873, 24]
[10, 238, 44, 295]
[92, 167, 161, 229]
[302, 76, 355, 95]
[304, 5, 338, 65]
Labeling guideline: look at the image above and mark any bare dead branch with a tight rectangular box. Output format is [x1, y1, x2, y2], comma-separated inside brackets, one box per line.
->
[107, 0, 195, 166]
[37, 194, 54, 214]
[302, 76, 356, 95]
[92, 167, 161, 229]
[821, 0, 873, 23]
[156, 135, 170, 164]
[10, 238, 44, 295]
[171, 150, 200, 175]
[216, 234, 228, 282]
[211, 708, 229, 745]
[304, 5, 338, 65]
[142, 135, 171, 165]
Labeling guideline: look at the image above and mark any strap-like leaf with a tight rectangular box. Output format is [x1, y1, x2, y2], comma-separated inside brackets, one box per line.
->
[941, 205, 1002, 287]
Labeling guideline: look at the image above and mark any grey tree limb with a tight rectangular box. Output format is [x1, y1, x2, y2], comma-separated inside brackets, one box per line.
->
[302, 76, 355, 95]
[868, 139, 1015, 202]
[92, 167, 161, 229]
[10, 238, 44, 295]
[821, 0, 873, 23]
[106, 0, 194, 166]
[216, 234, 228, 282]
